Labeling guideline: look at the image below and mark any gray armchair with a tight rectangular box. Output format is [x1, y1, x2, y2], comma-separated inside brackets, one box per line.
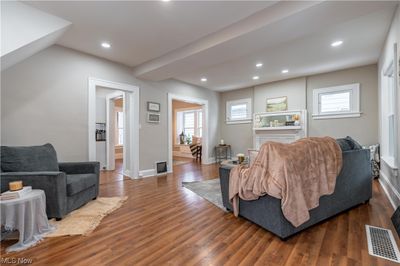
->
[0, 144, 99, 219]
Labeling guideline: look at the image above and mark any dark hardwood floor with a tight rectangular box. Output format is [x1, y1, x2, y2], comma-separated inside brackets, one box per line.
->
[1, 160, 399, 265]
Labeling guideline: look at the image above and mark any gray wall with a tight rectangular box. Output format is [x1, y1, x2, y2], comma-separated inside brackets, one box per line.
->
[254, 77, 306, 112]
[219, 87, 254, 156]
[1, 45, 220, 171]
[307, 65, 379, 146]
[219, 64, 379, 155]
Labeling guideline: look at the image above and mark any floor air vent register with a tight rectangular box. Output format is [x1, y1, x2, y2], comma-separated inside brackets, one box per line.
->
[366, 225, 400, 263]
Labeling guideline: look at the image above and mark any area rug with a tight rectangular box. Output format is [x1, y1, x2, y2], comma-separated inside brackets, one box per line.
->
[182, 178, 225, 211]
[46, 196, 128, 237]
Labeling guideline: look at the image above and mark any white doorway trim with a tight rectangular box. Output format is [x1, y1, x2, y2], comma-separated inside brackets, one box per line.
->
[167, 93, 210, 172]
[88, 77, 140, 179]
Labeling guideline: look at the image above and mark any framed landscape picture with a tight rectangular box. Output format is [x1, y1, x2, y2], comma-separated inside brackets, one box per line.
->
[266, 96, 287, 112]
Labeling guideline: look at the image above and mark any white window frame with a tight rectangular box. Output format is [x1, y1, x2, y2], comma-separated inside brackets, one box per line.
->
[175, 107, 202, 144]
[114, 106, 123, 146]
[116, 111, 124, 146]
[381, 53, 398, 170]
[226, 98, 252, 124]
[312, 83, 361, 119]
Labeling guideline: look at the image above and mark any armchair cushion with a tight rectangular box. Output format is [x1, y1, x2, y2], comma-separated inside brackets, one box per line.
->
[59, 162, 99, 175]
[1, 143, 59, 172]
[66, 174, 97, 196]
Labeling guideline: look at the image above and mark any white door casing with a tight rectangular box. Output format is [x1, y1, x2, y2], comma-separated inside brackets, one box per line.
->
[167, 93, 210, 172]
[88, 77, 140, 179]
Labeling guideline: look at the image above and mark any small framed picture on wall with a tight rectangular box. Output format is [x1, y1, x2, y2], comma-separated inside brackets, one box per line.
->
[266, 96, 288, 112]
[147, 102, 160, 112]
[147, 112, 160, 123]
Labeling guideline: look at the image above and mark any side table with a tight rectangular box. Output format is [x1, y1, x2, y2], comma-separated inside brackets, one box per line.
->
[0, 189, 55, 252]
[215, 145, 232, 163]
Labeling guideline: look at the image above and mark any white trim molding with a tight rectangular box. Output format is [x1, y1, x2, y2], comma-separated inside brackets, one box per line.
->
[312, 112, 362, 120]
[139, 169, 156, 178]
[88, 77, 140, 179]
[312, 83, 361, 119]
[226, 98, 252, 124]
[379, 170, 400, 210]
[168, 93, 210, 172]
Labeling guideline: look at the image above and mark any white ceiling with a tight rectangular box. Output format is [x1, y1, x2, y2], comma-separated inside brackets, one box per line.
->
[22, 1, 398, 91]
[25, 1, 273, 66]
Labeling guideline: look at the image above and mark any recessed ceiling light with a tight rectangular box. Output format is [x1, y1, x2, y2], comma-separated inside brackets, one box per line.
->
[162, 0, 170, 2]
[101, 42, 111, 48]
[201, 77, 207, 82]
[256, 63, 263, 68]
[252, 76, 259, 80]
[281, 69, 289, 74]
[331, 40, 343, 47]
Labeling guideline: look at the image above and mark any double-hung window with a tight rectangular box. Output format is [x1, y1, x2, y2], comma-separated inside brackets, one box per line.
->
[176, 109, 203, 144]
[117, 111, 124, 145]
[382, 59, 398, 168]
[312, 83, 361, 119]
[226, 98, 252, 124]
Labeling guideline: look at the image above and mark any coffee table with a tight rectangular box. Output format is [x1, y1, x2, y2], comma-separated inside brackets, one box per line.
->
[0, 189, 55, 252]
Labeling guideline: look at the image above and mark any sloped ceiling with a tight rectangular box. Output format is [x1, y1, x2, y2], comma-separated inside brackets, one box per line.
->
[1, 1, 71, 71]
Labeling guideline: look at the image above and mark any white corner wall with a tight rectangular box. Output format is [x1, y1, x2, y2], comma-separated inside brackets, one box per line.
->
[378, 4, 400, 209]
[1, 1, 71, 70]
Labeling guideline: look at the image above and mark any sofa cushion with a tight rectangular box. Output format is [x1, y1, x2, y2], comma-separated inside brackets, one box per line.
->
[66, 174, 97, 196]
[336, 136, 363, 151]
[1, 143, 59, 172]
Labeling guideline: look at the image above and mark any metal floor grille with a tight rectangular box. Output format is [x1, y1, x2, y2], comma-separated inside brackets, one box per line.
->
[366, 225, 400, 263]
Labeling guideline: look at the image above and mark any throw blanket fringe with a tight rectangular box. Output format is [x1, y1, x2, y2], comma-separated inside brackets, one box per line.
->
[229, 137, 342, 227]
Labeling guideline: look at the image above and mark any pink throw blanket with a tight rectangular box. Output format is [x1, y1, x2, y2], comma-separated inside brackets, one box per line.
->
[229, 137, 342, 227]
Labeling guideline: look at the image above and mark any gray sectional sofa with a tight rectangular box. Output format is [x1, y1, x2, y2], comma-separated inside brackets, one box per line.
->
[0, 144, 100, 219]
[219, 138, 372, 239]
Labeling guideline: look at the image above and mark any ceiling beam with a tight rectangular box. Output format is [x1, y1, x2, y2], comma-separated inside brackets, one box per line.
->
[132, 0, 324, 80]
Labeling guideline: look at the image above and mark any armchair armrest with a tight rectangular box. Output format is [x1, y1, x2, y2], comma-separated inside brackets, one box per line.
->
[0, 172, 67, 219]
[58, 162, 100, 175]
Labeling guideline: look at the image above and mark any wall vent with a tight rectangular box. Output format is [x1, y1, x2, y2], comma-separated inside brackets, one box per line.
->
[366, 225, 400, 263]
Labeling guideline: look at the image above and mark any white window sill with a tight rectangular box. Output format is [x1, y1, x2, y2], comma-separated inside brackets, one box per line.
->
[226, 119, 252, 125]
[312, 112, 361, 120]
[381, 156, 398, 170]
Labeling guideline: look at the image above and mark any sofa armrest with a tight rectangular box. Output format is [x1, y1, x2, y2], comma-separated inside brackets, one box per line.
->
[219, 167, 233, 210]
[0, 172, 67, 218]
[58, 162, 100, 175]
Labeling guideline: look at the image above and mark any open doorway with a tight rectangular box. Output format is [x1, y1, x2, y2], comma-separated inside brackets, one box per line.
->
[88, 77, 140, 179]
[168, 93, 210, 172]
[95, 88, 124, 174]
[172, 99, 203, 167]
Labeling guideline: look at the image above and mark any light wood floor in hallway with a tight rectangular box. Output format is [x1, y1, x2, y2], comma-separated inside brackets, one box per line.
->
[1, 160, 399, 265]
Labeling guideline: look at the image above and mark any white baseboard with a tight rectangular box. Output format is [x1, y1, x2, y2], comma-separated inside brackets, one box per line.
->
[139, 169, 156, 178]
[123, 170, 134, 179]
[379, 170, 400, 210]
